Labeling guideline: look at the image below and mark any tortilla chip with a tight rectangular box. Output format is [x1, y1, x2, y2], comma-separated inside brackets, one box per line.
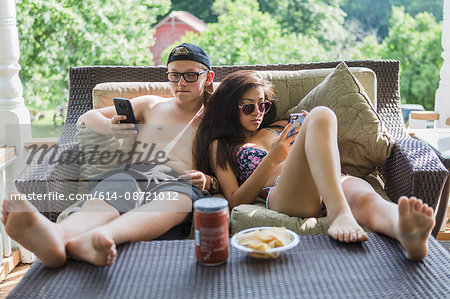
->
[237, 227, 290, 251]
[256, 230, 276, 242]
[268, 227, 290, 246]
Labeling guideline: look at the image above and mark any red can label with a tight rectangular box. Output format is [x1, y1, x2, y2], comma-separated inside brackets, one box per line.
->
[194, 209, 229, 265]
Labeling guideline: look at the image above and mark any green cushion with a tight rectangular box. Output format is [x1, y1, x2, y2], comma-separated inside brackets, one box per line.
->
[256, 66, 377, 121]
[231, 203, 330, 235]
[75, 122, 136, 193]
[281, 62, 392, 177]
[230, 174, 386, 235]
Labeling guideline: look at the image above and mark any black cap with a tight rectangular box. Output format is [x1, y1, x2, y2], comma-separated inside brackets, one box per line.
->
[167, 43, 211, 70]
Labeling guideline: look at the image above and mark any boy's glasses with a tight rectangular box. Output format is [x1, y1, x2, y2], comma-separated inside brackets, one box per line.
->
[238, 101, 272, 115]
[166, 71, 208, 83]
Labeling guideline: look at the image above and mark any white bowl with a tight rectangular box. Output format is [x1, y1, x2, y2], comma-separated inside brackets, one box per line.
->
[231, 227, 299, 259]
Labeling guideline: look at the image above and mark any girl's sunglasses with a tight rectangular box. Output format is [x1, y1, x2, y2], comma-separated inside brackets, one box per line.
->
[238, 101, 272, 115]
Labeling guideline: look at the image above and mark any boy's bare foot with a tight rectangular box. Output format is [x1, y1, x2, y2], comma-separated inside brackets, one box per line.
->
[396, 196, 435, 261]
[328, 211, 368, 243]
[1, 194, 66, 268]
[66, 228, 117, 267]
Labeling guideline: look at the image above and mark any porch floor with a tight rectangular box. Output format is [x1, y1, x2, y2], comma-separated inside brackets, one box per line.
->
[0, 264, 30, 299]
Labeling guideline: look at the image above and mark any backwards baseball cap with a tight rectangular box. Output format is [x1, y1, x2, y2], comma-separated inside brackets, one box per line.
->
[167, 43, 212, 70]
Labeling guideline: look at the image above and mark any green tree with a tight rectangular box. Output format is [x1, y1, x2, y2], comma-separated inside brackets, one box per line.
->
[17, 0, 170, 109]
[170, 0, 349, 51]
[161, 0, 332, 66]
[341, 0, 443, 40]
[391, 0, 443, 22]
[257, 0, 348, 50]
[341, 0, 392, 38]
[350, 35, 383, 60]
[170, 0, 218, 23]
[380, 7, 442, 109]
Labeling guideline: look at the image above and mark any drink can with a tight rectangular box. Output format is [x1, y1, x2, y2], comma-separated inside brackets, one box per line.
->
[194, 197, 229, 266]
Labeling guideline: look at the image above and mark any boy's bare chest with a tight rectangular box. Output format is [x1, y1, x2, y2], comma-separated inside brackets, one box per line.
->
[135, 105, 197, 153]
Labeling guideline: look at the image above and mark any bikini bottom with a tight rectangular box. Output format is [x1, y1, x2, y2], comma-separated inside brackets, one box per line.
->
[264, 176, 328, 216]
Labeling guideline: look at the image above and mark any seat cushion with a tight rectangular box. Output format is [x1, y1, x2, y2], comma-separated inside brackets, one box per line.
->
[231, 202, 330, 235]
[230, 174, 386, 235]
[93, 82, 173, 108]
[93, 82, 221, 108]
[282, 62, 392, 177]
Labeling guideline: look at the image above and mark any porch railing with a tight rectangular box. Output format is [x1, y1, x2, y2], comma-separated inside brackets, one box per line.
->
[0, 0, 34, 270]
[0, 146, 16, 262]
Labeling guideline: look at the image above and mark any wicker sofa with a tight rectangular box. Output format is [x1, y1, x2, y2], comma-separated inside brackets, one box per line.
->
[15, 60, 449, 237]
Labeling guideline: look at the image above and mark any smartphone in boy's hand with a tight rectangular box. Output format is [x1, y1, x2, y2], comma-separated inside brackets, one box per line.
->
[286, 111, 307, 138]
[113, 97, 137, 125]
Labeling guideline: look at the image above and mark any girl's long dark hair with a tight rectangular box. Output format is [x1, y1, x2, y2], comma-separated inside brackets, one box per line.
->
[194, 70, 277, 176]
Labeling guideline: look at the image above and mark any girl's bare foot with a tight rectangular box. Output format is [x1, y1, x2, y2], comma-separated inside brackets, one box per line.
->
[396, 196, 435, 261]
[1, 194, 66, 268]
[66, 228, 117, 267]
[328, 211, 368, 243]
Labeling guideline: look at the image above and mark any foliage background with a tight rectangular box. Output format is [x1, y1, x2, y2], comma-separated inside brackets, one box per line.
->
[17, 0, 443, 112]
[17, 0, 170, 110]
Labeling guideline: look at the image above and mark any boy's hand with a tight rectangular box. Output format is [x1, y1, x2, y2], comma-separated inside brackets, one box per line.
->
[111, 115, 138, 139]
[179, 170, 208, 190]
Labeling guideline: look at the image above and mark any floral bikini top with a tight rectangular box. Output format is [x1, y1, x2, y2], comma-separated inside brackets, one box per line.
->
[236, 146, 268, 186]
[235, 127, 282, 185]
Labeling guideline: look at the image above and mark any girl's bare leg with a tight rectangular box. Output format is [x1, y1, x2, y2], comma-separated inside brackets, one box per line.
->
[65, 192, 192, 266]
[1, 194, 120, 268]
[342, 176, 435, 261]
[269, 107, 367, 242]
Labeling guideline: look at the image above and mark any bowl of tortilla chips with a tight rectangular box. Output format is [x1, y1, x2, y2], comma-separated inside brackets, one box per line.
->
[231, 226, 299, 259]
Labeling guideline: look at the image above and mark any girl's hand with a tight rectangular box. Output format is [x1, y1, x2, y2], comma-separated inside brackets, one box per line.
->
[111, 115, 138, 139]
[179, 170, 208, 190]
[267, 122, 297, 164]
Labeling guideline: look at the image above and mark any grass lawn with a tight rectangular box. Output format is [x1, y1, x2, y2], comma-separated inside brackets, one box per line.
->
[30, 109, 65, 138]
[32, 124, 64, 138]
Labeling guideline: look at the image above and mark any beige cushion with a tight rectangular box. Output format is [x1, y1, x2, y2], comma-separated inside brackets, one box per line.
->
[280, 62, 392, 177]
[256, 67, 377, 120]
[92, 69, 376, 114]
[93, 82, 221, 109]
[93, 82, 174, 109]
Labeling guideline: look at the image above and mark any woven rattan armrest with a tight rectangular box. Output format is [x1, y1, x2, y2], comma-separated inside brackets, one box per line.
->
[381, 136, 449, 236]
[15, 141, 81, 220]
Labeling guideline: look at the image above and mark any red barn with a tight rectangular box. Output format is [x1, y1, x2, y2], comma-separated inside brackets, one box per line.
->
[150, 11, 208, 66]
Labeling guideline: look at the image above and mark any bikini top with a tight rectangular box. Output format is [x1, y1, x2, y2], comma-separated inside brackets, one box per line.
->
[235, 127, 282, 185]
[236, 146, 268, 186]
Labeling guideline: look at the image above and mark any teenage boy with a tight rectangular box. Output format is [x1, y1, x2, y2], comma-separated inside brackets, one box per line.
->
[2, 43, 217, 268]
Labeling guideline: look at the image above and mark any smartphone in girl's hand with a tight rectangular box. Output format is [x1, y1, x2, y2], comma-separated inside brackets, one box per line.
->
[286, 111, 307, 138]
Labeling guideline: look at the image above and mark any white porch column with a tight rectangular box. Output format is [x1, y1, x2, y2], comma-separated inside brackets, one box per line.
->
[0, 0, 31, 197]
[435, 0, 450, 127]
